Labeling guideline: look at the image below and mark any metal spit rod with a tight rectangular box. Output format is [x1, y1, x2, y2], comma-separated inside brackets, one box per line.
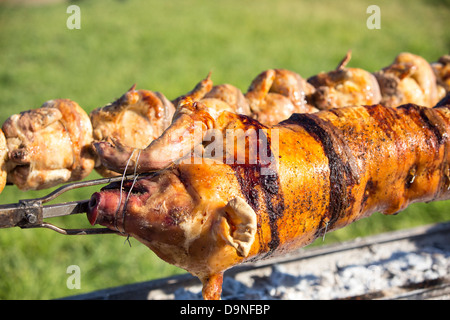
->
[0, 172, 154, 235]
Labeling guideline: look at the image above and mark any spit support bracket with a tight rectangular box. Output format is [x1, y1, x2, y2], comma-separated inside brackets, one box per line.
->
[0, 172, 153, 236]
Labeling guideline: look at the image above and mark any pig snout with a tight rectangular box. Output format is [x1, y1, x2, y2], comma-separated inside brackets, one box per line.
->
[86, 178, 159, 229]
[87, 192, 102, 225]
[86, 173, 198, 246]
[87, 191, 122, 228]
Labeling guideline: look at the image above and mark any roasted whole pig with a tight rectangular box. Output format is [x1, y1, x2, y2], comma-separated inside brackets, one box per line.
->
[2, 99, 95, 190]
[307, 51, 381, 110]
[90, 85, 175, 177]
[93, 71, 319, 172]
[374, 52, 439, 108]
[88, 99, 450, 300]
[0, 129, 7, 194]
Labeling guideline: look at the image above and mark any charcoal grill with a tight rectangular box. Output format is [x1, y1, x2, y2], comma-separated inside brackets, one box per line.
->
[63, 221, 450, 300]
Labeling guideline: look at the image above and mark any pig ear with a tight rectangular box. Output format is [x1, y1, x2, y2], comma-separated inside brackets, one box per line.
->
[223, 197, 257, 257]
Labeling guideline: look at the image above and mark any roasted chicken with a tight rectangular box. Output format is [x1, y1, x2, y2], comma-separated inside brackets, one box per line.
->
[374, 52, 439, 108]
[204, 83, 252, 116]
[307, 51, 381, 110]
[88, 98, 450, 300]
[90, 85, 175, 177]
[93, 96, 233, 173]
[175, 70, 315, 126]
[2, 99, 95, 190]
[432, 55, 450, 100]
[93, 70, 318, 171]
[246, 68, 317, 125]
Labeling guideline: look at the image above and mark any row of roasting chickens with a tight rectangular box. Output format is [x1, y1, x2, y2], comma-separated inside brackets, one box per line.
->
[0, 51, 449, 193]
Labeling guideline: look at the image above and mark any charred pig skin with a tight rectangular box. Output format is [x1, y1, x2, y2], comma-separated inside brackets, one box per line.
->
[88, 102, 450, 300]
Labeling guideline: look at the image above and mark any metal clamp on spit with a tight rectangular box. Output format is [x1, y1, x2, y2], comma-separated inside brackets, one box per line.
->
[0, 173, 152, 235]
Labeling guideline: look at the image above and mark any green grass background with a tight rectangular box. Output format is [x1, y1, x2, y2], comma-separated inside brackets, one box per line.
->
[0, 0, 448, 299]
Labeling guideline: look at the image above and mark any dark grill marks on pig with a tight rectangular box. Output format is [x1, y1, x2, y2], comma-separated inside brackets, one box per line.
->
[405, 104, 449, 198]
[367, 104, 449, 199]
[282, 113, 360, 237]
[228, 115, 285, 258]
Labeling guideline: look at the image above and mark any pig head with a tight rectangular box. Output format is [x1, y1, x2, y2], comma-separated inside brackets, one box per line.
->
[87, 160, 257, 300]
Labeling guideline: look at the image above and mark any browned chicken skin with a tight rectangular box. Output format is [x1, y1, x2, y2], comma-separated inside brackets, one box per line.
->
[1, 52, 446, 194]
[173, 72, 251, 116]
[88, 99, 450, 300]
[90, 85, 175, 177]
[176, 70, 315, 125]
[93, 96, 231, 173]
[204, 83, 252, 116]
[2, 99, 95, 190]
[308, 51, 382, 110]
[93, 70, 318, 171]
[432, 55, 450, 100]
[374, 52, 439, 108]
[246, 68, 317, 125]
[92, 52, 443, 176]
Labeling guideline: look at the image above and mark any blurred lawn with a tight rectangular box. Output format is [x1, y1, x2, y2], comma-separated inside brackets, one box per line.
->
[0, 0, 449, 299]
